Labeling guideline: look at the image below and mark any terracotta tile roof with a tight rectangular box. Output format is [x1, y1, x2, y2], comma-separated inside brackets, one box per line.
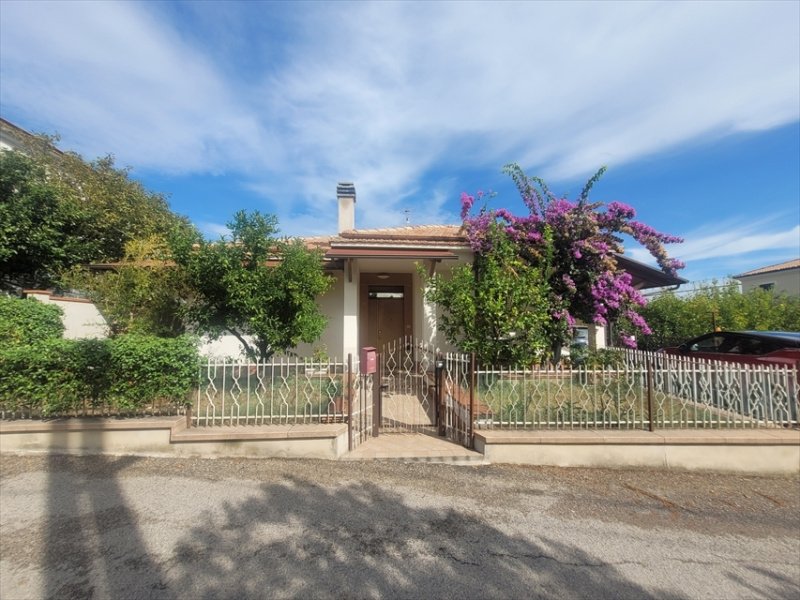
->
[329, 224, 467, 247]
[734, 258, 800, 278]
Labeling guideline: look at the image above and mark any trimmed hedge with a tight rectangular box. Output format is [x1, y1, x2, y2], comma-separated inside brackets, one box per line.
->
[0, 295, 64, 346]
[0, 334, 199, 416]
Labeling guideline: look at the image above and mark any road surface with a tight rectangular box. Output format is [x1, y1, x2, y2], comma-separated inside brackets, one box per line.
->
[1, 453, 798, 599]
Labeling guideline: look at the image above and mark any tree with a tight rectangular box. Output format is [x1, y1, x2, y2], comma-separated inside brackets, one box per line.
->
[636, 282, 800, 350]
[61, 235, 189, 337]
[1, 137, 192, 288]
[423, 220, 551, 365]
[170, 210, 333, 361]
[449, 164, 683, 360]
[0, 151, 91, 287]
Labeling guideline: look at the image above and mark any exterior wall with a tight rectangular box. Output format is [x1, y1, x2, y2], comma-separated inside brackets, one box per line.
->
[293, 272, 346, 359]
[25, 290, 109, 340]
[738, 268, 800, 297]
[0, 419, 349, 460]
[474, 430, 800, 475]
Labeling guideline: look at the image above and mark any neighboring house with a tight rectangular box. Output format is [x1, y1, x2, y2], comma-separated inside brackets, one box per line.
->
[734, 259, 800, 297]
[0, 118, 30, 152]
[22, 290, 110, 340]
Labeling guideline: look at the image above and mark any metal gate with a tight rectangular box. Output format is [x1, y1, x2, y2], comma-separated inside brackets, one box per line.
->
[379, 337, 437, 434]
[378, 337, 474, 448]
[441, 352, 474, 448]
[348, 356, 374, 451]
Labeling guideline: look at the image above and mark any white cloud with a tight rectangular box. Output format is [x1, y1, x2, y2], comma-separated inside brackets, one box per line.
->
[626, 218, 800, 282]
[197, 222, 231, 239]
[1, 0, 798, 230]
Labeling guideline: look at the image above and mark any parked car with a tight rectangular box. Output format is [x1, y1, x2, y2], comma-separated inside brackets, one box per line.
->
[662, 331, 800, 367]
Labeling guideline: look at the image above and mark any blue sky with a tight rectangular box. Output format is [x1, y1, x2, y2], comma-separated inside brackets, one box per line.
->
[1, 0, 798, 284]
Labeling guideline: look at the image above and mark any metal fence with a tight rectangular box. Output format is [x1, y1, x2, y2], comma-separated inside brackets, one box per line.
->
[192, 348, 798, 436]
[469, 349, 799, 430]
[195, 356, 352, 426]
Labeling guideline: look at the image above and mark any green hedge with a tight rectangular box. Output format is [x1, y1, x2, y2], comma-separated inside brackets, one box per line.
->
[0, 335, 199, 416]
[0, 295, 64, 346]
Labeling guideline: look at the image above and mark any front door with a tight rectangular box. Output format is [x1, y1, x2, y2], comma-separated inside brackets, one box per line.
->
[367, 287, 406, 350]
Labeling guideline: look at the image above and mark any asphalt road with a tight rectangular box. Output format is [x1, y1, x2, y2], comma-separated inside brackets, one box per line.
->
[1, 454, 799, 600]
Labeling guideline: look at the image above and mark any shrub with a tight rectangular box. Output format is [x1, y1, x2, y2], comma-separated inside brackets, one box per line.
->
[108, 335, 199, 409]
[0, 334, 199, 416]
[0, 339, 108, 414]
[0, 295, 64, 346]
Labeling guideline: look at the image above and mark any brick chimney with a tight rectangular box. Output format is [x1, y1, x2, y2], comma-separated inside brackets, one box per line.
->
[337, 182, 356, 233]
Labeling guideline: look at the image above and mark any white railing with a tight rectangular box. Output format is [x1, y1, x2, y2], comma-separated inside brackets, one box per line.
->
[192, 349, 798, 433]
[194, 357, 355, 427]
[469, 349, 799, 430]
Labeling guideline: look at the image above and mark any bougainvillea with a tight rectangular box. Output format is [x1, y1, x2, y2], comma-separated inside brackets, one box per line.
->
[460, 164, 684, 352]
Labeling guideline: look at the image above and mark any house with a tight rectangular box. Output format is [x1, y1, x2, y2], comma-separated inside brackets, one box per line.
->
[734, 259, 800, 297]
[283, 183, 686, 360]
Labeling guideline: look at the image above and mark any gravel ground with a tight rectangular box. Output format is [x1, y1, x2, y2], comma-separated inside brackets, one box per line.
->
[1, 454, 799, 600]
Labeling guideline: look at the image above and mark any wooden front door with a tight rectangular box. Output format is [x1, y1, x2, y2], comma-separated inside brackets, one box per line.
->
[366, 287, 405, 350]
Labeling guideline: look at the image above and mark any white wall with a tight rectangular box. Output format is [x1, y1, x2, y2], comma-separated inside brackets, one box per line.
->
[25, 291, 109, 340]
[292, 272, 346, 360]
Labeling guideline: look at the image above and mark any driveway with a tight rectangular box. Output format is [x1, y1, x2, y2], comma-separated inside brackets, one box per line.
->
[1, 454, 798, 599]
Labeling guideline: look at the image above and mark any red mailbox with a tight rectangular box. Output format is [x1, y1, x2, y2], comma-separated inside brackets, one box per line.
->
[360, 347, 377, 374]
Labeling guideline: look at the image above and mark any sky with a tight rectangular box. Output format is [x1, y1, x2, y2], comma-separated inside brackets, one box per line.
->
[1, 0, 798, 284]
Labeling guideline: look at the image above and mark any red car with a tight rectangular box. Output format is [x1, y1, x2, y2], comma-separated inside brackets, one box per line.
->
[663, 331, 800, 368]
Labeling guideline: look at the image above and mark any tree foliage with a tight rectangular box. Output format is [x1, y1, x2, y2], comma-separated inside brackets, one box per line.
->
[61, 236, 189, 337]
[423, 221, 551, 365]
[443, 164, 683, 360]
[170, 210, 333, 360]
[1, 138, 192, 288]
[635, 282, 800, 350]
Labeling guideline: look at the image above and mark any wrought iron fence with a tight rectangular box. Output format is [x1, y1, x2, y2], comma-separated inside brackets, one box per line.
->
[468, 349, 798, 430]
[192, 347, 797, 436]
[194, 357, 353, 426]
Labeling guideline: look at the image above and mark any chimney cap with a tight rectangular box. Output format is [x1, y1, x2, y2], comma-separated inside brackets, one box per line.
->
[336, 182, 356, 199]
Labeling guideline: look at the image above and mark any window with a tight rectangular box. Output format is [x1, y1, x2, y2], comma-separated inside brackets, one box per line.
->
[759, 282, 775, 291]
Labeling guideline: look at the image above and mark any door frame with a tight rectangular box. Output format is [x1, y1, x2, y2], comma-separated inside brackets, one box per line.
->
[359, 273, 413, 350]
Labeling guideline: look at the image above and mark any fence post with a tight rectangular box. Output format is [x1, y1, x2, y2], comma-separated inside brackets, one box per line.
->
[347, 353, 353, 451]
[435, 353, 445, 436]
[469, 353, 476, 448]
[372, 353, 381, 437]
[646, 359, 655, 432]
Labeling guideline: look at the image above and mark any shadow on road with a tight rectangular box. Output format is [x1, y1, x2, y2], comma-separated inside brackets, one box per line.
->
[169, 475, 677, 600]
[44, 430, 167, 600]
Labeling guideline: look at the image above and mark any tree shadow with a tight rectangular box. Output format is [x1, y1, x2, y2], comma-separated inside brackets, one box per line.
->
[169, 475, 678, 600]
[43, 430, 168, 600]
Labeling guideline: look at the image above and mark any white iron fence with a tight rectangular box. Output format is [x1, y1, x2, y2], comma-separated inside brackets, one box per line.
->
[470, 349, 798, 430]
[191, 349, 798, 437]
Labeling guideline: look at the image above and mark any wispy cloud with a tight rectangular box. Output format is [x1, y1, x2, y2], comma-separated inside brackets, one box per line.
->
[1, 1, 798, 232]
[626, 217, 800, 281]
[197, 221, 231, 239]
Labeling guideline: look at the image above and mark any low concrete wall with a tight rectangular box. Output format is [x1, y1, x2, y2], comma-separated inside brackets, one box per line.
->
[0, 418, 349, 460]
[474, 429, 800, 474]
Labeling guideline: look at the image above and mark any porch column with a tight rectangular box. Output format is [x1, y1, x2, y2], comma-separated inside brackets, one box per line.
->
[342, 259, 360, 360]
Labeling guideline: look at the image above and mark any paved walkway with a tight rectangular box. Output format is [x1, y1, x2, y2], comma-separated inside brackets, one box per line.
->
[344, 431, 486, 463]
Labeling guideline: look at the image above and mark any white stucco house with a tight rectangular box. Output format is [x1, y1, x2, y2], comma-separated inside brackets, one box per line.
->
[272, 183, 685, 361]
